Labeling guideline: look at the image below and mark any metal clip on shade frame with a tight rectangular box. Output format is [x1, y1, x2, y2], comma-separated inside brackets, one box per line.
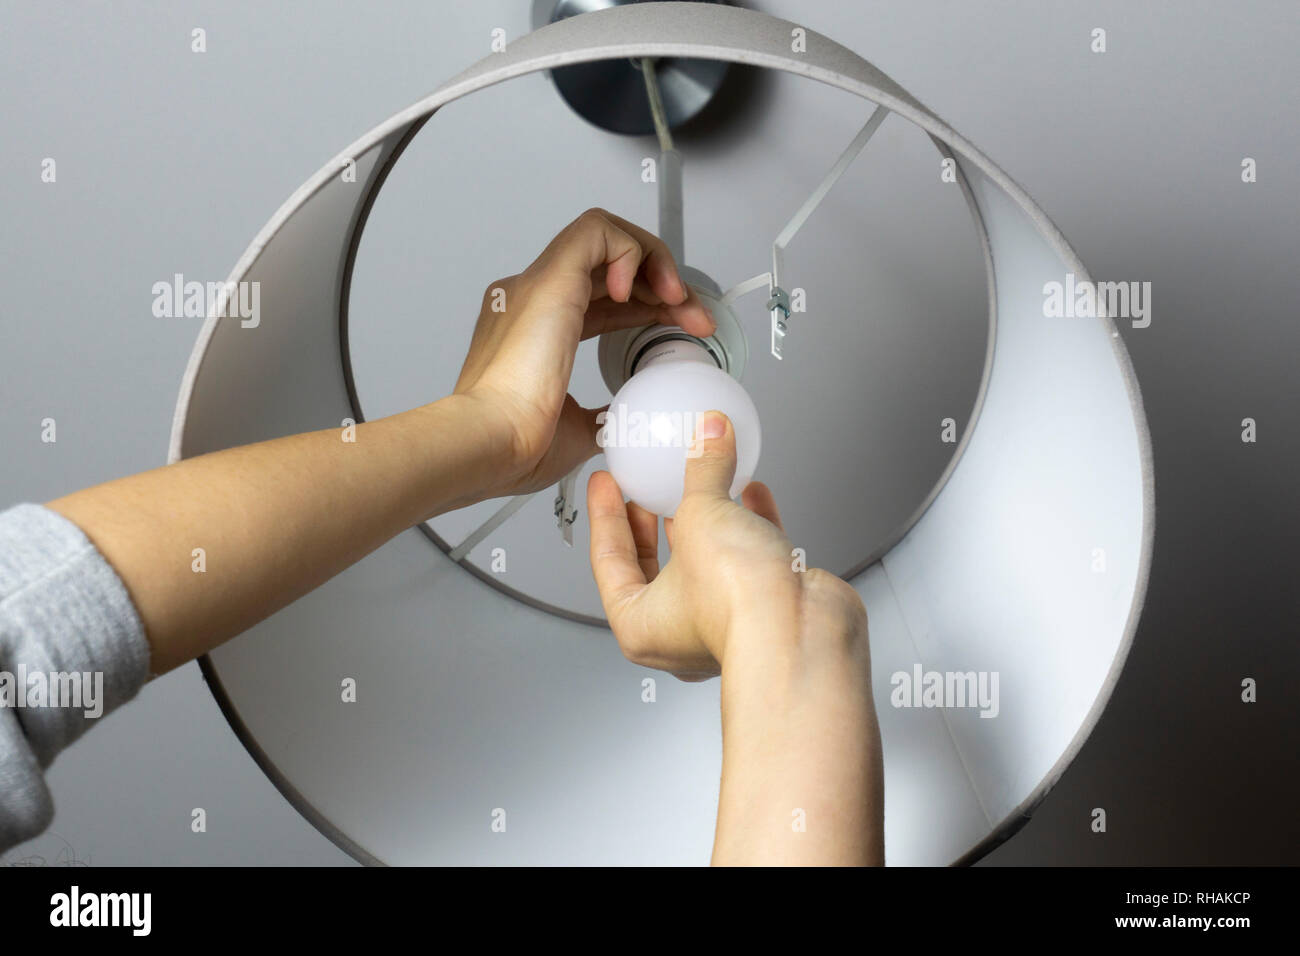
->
[723, 104, 892, 360]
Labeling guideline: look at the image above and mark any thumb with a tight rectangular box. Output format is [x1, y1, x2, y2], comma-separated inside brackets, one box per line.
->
[682, 410, 737, 502]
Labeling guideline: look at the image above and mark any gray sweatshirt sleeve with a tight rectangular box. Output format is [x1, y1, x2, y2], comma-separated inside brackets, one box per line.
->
[0, 503, 152, 852]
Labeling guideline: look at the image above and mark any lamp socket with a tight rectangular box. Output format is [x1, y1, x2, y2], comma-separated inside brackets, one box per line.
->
[598, 265, 749, 395]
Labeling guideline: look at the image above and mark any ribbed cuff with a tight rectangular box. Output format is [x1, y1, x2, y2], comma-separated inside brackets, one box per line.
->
[0, 503, 151, 850]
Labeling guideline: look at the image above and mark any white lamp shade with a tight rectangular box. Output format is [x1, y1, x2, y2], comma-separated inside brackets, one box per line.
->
[170, 3, 1153, 865]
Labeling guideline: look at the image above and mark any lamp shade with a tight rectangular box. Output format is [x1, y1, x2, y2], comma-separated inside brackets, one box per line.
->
[171, 2, 1153, 865]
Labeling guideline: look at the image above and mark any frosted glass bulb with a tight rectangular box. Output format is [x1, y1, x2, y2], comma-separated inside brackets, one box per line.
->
[600, 343, 761, 517]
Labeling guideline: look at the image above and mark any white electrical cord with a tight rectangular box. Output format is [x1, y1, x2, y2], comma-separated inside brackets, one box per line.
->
[642, 58, 684, 265]
[641, 57, 674, 152]
[447, 63, 687, 563]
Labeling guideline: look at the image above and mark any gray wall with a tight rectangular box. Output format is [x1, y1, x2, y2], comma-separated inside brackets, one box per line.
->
[0, 0, 1295, 865]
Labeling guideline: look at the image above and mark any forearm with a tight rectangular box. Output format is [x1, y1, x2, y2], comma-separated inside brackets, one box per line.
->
[711, 587, 884, 866]
[46, 394, 508, 675]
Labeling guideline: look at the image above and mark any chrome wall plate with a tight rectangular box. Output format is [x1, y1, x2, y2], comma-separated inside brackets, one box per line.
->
[533, 0, 731, 135]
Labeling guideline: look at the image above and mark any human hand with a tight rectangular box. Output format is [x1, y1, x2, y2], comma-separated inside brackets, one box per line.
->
[586, 410, 868, 680]
[588, 410, 882, 866]
[452, 208, 715, 499]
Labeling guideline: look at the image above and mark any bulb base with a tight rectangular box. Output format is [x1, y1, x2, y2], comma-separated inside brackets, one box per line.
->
[632, 335, 717, 373]
[598, 265, 749, 395]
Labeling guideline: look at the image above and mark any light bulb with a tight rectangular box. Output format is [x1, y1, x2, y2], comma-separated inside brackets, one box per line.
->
[600, 339, 761, 517]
